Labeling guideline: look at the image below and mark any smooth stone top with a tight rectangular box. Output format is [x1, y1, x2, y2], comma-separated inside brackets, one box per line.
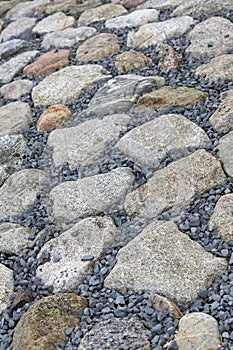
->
[0, 101, 32, 133]
[171, 0, 233, 16]
[5, 0, 50, 19]
[0, 263, 14, 315]
[0, 39, 28, 60]
[32, 12, 75, 34]
[195, 54, 233, 82]
[0, 222, 31, 255]
[218, 131, 233, 178]
[0, 17, 36, 42]
[105, 9, 159, 29]
[1, 79, 33, 99]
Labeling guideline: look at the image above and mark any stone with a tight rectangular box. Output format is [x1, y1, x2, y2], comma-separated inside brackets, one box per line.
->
[1, 79, 33, 99]
[36, 104, 71, 132]
[209, 194, 233, 242]
[218, 131, 233, 178]
[12, 293, 88, 350]
[0, 50, 39, 84]
[76, 33, 120, 62]
[175, 313, 221, 349]
[0, 20, 3, 32]
[104, 220, 227, 304]
[36, 0, 103, 16]
[149, 294, 183, 319]
[0, 132, 28, 183]
[41, 26, 96, 50]
[127, 16, 195, 48]
[0, 222, 31, 255]
[115, 114, 209, 169]
[137, 0, 184, 10]
[78, 318, 151, 350]
[47, 114, 129, 169]
[111, 0, 147, 8]
[171, 0, 233, 17]
[0, 264, 14, 315]
[0, 17, 36, 42]
[0, 39, 28, 60]
[157, 42, 183, 72]
[209, 90, 233, 132]
[124, 150, 225, 218]
[5, 0, 50, 19]
[77, 3, 127, 26]
[32, 65, 111, 107]
[186, 17, 233, 57]
[114, 50, 152, 73]
[23, 49, 70, 77]
[196, 54, 233, 82]
[32, 12, 75, 35]
[0, 169, 47, 221]
[0, 101, 32, 133]
[82, 74, 165, 117]
[50, 167, 134, 222]
[135, 86, 208, 112]
[36, 217, 117, 292]
[105, 9, 159, 29]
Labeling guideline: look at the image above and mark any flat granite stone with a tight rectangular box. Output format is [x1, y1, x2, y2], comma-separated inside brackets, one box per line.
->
[171, 0, 233, 17]
[12, 293, 88, 350]
[112, 0, 147, 8]
[195, 54, 233, 82]
[209, 89, 233, 132]
[105, 9, 159, 29]
[0, 101, 32, 133]
[82, 74, 165, 117]
[157, 42, 183, 72]
[0, 263, 14, 315]
[124, 149, 225, 218]
[36, 217, 117, 292]
[1, 79, 33, 99]
[78, 318, 151, 350]
[0, 169, 47, 221]
[5, 0, 50, 19]
[47, 114, 130, 169]
[186, 17, 233, 57]
[50, 167, 134, 222]
[0, 222, 31, 255]
[36, 104, 71, 132]
[175, 313, 221, 350]
[115, 114, 209, 169]
[32, 12, 75, 34]
[218, 131, 233, 178]
[209, 194, 233, 242]
[78, 3, 127, 26]
[114, 50, 152, 73]
[127, 16, 195, 48]
[0, 39, 28, 60]
[32, 64, 111, 107]
[104, 220, 227, 304]
[0, 17, 36, 42]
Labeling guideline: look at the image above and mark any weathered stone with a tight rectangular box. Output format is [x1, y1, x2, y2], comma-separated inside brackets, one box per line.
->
[5, 0, 50, 19]
[218, 131, 233, 178]
[124, 150, 225, 218]
[171, 0, 233, 16]
[0, 101, 32, 133]
[0, 169, 47, 221]
[186, 17, 233, 57]
[78, 3, 127, 26]
[50, 167, 134, 222]
[105, 9, 159, 29]
[23, 49, 70, 77]
[114, 50, 152, 73]
[0, 132, 27, 183]
[0, 17, 36, 42]
[0, 264, 14, 315]
[76, 33, 120, 62]
[0, 0, 27, 17]
[48, 114, 129, 169]
[135, 86, 208, 112]
[104, 220, 227, 304]
[111, 0, 146, 8]
[12, 293, 88, 350]
[157, 42, 183, 72]
[0, 39, 28, 60]
[209, 89, 233, 132]
[149, 294, 183, 319]
[175, 313, 221, 349]
[127, 16, 195, 48]
[0, 222, 31, 255]
[1, 79, 33, 99]
[0, 19, 3, 32]
[137, 0, 184, 10]
[33, 12, 75, 35]
[0, 50, 39, 84]
[36, 217, 117, 292]
[36, 104, 71, 132]
[82, 74, 165, 117]
[209, 194, 233, 242]
[78, 318, 151, 350]
[116, 114, 209, 169]
[41, 26, 96, 50]
[32, 65, 111, 107]
[36, 0, 103, 16]
[196, 54, 233, 82]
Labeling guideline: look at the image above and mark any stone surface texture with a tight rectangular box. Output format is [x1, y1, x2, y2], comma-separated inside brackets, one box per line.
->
[149, 294, 183, 319]
[0, 39, 28, 60]
[105, 9, 159, 29]
[114, 50, 152, 73]
[112, 0, 146, 8]
[218, 131, 233, 177]
[0, 222, 31, 255]
[0, 79, 33, 99]
[36, 104, 71, 132]
[0, 101, 32, 133]
[157, 42, 183, 72]
[0, 17, 36, 42]
[0, 264, 14, 315]
[32, 12, 75, 34]
[209, 89, 233, 132]
[195, 54, 233, 82]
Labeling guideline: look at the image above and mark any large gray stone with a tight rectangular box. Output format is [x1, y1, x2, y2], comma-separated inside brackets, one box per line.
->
[195, 54, 233, 82]
[0, 17, 36, 42]
[37, 0, 103, 16]
[115, 114, 209, 169]
[137, 0, 184, 9]
[1, 79, 33, 99]
[0, 169, 47, 220]
[47, 114, 130, 169]
[0, 222, 31, 255]
[124, 150, 225, 218]
[36, 217, 117, 292]
[104, 220, 227, 304]
[5, 0, 50, 19]
[0, 101, 32, 133]
[218, 131, 233, 177]
[32, 65, 111, 107]
[171, 0, 233, 16]
[78, 3, 127, 26]
[209, 89, 233, 132]
[105, 9, 159, 29]
[0, 263, 14, 315]
[0, 39, 28, 60]
[50, 167, 134, 222]
[32, 12, 75, 34]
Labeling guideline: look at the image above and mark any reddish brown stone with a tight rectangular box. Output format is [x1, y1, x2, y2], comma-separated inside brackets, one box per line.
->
[111, 0, 146, 9]
[23, 49, 70, 77]
[36, 104, 71, 132]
